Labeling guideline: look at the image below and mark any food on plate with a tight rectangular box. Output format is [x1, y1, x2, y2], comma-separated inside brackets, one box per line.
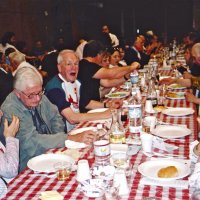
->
[166, 92, 177, 98]
[166, 92, 184, 98]
[109, 93, 125, 97]
[169, 84, 183, 89]
[157, 166, 178, 178]
[154, 105, 167, 112]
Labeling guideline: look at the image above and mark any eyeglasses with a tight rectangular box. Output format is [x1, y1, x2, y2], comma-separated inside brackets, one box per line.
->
[18, 89, 45, 99]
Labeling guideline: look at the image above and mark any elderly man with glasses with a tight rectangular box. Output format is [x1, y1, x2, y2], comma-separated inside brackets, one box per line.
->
[0, 67, 96, 172]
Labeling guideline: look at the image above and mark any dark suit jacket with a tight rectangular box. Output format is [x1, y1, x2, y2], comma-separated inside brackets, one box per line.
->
[124, 47, 150, 68]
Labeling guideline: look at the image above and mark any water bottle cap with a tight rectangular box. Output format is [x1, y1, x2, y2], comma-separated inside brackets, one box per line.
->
[97, 124, 103, 129]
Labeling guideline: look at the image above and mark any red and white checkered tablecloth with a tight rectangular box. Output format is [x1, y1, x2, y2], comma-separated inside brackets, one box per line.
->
[3, 71, 197, 200]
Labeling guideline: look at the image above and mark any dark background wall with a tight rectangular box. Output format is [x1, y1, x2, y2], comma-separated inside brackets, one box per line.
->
[0, 0, 196, 50]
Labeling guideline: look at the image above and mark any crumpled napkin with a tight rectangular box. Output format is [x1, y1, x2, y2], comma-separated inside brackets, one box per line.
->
[65, 140, 87, 149]
[39, 191, 64, 200]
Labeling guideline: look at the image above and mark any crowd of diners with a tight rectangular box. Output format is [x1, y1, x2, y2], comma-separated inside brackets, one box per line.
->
[1, 25, 200, 196]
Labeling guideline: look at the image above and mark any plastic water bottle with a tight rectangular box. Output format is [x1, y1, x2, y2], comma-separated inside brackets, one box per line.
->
[128, 93, 142, 134]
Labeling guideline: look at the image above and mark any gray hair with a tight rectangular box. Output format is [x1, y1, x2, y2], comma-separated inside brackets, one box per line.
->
[9, 51, 25, 65]
[57, 49, 79, 64]
[192, 43, 200, 58]
[14, 67, 43, 91]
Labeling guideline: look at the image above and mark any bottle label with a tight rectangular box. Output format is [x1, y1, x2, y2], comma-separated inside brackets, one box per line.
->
[128, 107, 142, 118]
[130, 75, 139, 84]
[129, 125, 142, 133]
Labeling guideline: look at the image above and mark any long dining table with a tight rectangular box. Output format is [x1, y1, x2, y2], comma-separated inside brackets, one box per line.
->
[3, 69, 198, 200]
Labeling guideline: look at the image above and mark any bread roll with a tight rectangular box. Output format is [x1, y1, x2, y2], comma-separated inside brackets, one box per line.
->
[157, 166, 178, 178]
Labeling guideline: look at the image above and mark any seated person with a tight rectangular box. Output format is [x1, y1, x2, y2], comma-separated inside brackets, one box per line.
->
[189, 141, 200, 189]
[0, 67, 96, 171]
[45, 50, 111, 131]
[78, 40, 140, 113]
[0, 115, 19, 179]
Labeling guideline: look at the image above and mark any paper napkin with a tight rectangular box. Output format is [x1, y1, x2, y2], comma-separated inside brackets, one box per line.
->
[39, 191, 64, 200]
[153, 136, 178, 152]
[65, 140, 87, 149]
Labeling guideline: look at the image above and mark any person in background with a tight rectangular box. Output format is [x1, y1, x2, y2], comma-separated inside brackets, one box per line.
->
[102, 25, 119, 47]
[108, 47, 121, 68]
[124, 35, 150, 68]
[45, 49, 111, 131]
[99, 51, 112, 98]
[0, 51, 13, 105]
[0, 67, 96, 171]
[75, 39, 87, 60]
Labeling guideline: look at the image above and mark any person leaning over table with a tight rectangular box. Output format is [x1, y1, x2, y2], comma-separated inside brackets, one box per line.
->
[45, 49, 112, 131]
[0, 67, 97, 172]
[159, 42, 200, 88]
[78, 40, 140, 113]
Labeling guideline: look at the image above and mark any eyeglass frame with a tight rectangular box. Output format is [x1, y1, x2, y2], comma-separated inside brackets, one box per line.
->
[16, 89, 45, 99]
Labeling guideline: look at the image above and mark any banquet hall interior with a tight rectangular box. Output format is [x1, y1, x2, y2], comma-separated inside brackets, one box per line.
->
[0, 0, 199, 49]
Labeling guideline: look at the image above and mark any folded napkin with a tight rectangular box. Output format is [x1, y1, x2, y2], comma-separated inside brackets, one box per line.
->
[39, 191, 63, 200]
[140, 177, 188, 189]
[153, 136, 178, 152]
[65, 140, 87, 149]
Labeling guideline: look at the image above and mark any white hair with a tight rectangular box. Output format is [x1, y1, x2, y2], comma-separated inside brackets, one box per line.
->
[192, 43, 200, 58]
[14, 67, 43, 91]
[57, 49, 79, 64]
[9, 51, 25, 65]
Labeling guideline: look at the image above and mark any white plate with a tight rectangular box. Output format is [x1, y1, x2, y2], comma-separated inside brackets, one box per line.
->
[138, 159, 190, 181]
[27, 154, 75, 173]
[162, 107, 194, 116]
[0, 179, 7, 199]
[166, 92, 185, 100]
[167, 84, 186, 90]
[106, 92, 129, 99]
[151, 125, 191, 139]
[69, 127, 96, 135]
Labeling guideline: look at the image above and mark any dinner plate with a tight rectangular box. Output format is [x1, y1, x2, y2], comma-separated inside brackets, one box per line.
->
[167, 84, 186, 90]
[138, 159, 190, 181]
[27, 154, 75, 173]
[151, 125, 191, 139]
[166, 92, 185, 100]
[162, 107, 194, 116]
[0, 178, 7, 199]
[106, 92, 129, 99]
[69, 127, 97, 135]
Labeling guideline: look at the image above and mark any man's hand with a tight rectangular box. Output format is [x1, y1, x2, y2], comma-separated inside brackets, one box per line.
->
[106, 99, 123, 109]
[183, 72, 192, 79]
[68, 130, 97, 145]
[159, 78, 175, 85]
[185, 92, 198, 104]
[4, 115, 20, 138]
